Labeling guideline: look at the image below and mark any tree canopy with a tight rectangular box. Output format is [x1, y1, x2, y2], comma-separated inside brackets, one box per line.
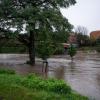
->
[0, 0, 76, 31]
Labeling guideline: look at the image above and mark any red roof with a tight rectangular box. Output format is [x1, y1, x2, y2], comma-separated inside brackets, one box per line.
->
[90, 31, 100, 40]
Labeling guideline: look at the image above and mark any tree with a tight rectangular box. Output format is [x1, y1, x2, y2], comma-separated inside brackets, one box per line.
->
[36, 40, 54, 72]
[0, 28, 11, 52]
[75, 26, 90, 47]
[96, 37, 100, 46]
[75, 26, 88, 35]
[95, 37, 100, 52]
[0, 0, 76, 65]
[68, 44, 77, 61]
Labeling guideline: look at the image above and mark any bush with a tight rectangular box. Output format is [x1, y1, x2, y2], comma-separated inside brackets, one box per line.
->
[95, 37, 100, 52]
[0, 69, 15, 74]
[36, 40, 54, 60]
[53, 45, 64, 55]
[46, 79, 71, 94]
[68, 44, 77, 60]
[95, 46, 100, 52]
[0, 46, 27, 53]
[20, 74, 71, 94]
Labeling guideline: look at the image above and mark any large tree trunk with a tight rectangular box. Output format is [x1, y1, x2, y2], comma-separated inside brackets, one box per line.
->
[28, 30, 35, 65]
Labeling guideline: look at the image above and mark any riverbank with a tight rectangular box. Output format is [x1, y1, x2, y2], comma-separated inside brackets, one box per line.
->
[0, 69, 88, 100]
[0, 53, 100, 99]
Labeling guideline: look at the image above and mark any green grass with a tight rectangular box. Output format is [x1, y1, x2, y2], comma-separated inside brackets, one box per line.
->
[0, 68, 15, 74]
[0, 69, 88, 100]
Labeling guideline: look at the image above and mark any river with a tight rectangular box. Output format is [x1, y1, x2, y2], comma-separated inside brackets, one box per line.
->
[0, 52, 100, 100]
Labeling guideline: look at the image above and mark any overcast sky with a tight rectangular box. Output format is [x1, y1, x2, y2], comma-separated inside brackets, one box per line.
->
[61, 0, 100, 34]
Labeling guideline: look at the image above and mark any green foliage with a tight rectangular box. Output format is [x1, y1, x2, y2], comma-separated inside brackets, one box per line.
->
[36, 40, 54, 60]
[95, 46, 100, 52]
[21, 74, 71, 94]
[0, 46, 27, 53]
[96, 37, 100, 46]
[68, 44, 77, 60]
[0, 69, 15, 74]
[75, 26, 90, 47]
[0, 0, 76, 64]
[36, 31, 54, 60]
[76, 33, 90, 47]
[0, 71, 88, 100]
[0, 0, 75, 36]
[95, 37, 100, 53]
[0, 36, 27, 53]
[53, 44, 64, 55]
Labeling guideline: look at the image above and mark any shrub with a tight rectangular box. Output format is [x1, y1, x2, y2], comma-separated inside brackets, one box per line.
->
[0, 69, 15, 74]
[20, 74, 71, 94]
[68, 44, 77, 60]
[53, 45, 64, 55]
[95, 37, 100, 52]
[95, 46, 100, 52]
[0, 46, 27, 53]
[46, 79, 71, 94]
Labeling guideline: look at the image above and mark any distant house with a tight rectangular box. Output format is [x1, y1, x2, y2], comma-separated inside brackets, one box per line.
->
[90, 31, 100, 41]
[62, 33, 77, 49]
[68, 33, 77, 44]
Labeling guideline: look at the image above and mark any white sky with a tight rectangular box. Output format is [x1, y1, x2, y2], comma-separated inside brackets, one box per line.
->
[61, 0, 100, 34]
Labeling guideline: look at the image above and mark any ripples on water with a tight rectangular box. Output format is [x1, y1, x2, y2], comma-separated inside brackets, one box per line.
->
[0, 52, 100, 100]
[48, 52, 100, 100]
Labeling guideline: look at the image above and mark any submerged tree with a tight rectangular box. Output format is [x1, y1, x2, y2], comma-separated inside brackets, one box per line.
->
[68, 44, 77, 61]
[36, 41, 54, 72]
[0, 0, 76, 65]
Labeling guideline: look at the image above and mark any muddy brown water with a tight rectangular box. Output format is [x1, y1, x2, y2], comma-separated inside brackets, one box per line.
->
[0, 52, 100, 100]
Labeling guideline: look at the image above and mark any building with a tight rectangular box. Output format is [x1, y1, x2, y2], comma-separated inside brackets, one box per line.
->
[62, 33, 77, 50]
[90, 31, 100, 41]
[68, 33, 77, 44]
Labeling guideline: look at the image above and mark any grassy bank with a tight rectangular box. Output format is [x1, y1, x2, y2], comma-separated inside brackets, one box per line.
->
[0, 69, 88, 100]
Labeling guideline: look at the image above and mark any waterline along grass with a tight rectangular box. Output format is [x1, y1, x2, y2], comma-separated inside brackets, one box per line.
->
[0, 69, 88, 100]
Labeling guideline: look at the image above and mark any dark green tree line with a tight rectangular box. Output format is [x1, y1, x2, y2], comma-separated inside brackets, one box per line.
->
[75, 26, 90, 47]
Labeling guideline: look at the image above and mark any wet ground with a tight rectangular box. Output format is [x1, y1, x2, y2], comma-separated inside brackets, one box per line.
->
[0, 51, 100, 100]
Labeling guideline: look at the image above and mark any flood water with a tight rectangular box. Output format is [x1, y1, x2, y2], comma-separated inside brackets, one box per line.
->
[0, 52, 100, 100]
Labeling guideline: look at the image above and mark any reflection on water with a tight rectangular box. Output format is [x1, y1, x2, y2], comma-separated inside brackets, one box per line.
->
[0, 52, 100, 100]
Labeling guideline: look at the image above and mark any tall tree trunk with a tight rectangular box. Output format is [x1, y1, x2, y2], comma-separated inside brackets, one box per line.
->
[28, 30, 35, 65]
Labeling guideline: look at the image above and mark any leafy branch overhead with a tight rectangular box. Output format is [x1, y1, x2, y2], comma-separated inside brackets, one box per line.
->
[0, 0, 76, 31]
